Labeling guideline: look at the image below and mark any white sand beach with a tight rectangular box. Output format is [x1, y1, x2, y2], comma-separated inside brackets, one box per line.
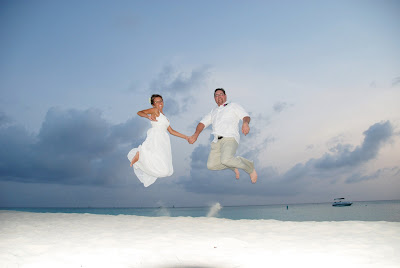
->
[1, 211, 399, 268]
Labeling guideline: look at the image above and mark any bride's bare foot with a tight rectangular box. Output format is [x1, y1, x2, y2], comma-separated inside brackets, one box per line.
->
[250, 169, 257, 184]
[234, 168, 240, 180]
[130, 152, 139, 167]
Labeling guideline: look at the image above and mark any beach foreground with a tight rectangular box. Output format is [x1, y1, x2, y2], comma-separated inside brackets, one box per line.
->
[0, 211, 399, 268]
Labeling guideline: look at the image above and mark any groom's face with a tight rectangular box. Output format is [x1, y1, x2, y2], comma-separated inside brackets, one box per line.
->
[214, 90, 227, 106]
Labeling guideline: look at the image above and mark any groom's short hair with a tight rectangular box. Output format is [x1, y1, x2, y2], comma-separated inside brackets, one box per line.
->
[214, 88, 226, 95]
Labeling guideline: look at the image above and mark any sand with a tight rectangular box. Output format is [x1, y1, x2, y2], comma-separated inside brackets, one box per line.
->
[0, 211, 399, 268]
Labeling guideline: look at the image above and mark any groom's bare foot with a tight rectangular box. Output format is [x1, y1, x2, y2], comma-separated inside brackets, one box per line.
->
[234, 168, 240, 180]
[250, 169, 258, 184]
[130, 152, 139, 167]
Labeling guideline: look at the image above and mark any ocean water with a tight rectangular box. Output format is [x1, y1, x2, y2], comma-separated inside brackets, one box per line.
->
[2, 200, 399, 222]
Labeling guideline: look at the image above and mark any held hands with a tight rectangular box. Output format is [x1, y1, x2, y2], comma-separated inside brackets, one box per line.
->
[183, 135, 195, 144]
[188, 135, 197, 144]
[242, 122, 250, 136]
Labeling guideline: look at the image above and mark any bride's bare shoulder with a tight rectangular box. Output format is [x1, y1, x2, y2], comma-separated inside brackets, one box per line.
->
[152, 108, 160, 116]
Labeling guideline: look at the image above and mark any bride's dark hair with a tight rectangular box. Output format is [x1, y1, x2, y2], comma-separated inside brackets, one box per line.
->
[150, 94, 163, 105]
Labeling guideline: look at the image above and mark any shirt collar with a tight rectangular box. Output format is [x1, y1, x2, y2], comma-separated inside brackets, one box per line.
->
[218, 101, 229, 108]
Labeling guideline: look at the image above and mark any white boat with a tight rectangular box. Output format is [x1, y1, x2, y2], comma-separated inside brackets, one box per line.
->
[332, 198, 353, 207]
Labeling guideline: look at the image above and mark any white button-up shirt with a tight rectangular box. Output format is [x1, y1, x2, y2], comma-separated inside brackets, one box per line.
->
[200, 102, 249, 144]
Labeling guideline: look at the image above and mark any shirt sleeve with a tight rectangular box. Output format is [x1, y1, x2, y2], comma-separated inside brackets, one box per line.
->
[232, 103, 249, 120]
[200, 110, 212, 128]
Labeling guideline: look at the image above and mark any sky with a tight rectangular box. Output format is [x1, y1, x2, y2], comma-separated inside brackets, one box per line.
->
[0, 0, 399, 207]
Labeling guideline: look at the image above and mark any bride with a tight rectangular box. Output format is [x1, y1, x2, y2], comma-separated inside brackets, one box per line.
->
[127, 94, 188, 187]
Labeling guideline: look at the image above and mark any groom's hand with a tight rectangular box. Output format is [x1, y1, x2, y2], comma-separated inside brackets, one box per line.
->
[188, 135, 197, 144]
[242, 122, 250, 136]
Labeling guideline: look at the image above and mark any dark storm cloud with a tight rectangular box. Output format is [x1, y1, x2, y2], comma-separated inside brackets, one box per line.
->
[0, 107, 149, 186]
[37, 108, 113, 157]
[148, 65, 211, 115]
[182, 121, 396, 196]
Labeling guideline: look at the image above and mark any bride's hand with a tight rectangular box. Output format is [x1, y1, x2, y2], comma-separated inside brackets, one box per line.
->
[148, 114, 157, 121]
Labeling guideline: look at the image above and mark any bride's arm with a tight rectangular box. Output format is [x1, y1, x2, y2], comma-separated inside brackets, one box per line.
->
[167, 126, 189, 141]
[137, 107, 158, 121]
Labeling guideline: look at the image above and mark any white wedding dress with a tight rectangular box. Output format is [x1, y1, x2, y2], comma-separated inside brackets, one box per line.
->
[127, 113, 173, 187]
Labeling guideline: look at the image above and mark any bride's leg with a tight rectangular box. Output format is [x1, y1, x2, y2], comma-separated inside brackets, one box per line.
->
[234, 168, 240, 180]
[130, 151, 140, 167]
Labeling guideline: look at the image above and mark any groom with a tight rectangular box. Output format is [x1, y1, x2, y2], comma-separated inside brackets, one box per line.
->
[188, 88, 258, 183]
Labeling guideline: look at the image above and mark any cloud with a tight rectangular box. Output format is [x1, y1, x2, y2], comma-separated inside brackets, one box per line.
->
[182, 121, 396, 196]
[273, 101, 291, 113]
[326, 133, 347, 150]
[1, 108, 396, 203]
[0, 111, 13, 127]
[0, 107, 149, 186]
[150, 65, 211, 94]
[181, 144, 288, 196]
[313, 121, 393, 169]
[345, 167, 400, 184]
[148, 65, 211, 115]
[306, 144, 314, 150]
[37, 108, 113, 157]
[182, 147, 303, 198]
[236, 112, 273, 165]
[280, 121, 394, 184]
[392, 76, 400, 87]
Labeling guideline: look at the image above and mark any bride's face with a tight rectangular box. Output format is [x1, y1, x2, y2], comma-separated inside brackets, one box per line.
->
[153, 97, 164, 110]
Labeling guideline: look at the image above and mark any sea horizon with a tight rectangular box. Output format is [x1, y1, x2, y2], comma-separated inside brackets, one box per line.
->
[2, 198, 398, 209]
[2, 199, 399, 222]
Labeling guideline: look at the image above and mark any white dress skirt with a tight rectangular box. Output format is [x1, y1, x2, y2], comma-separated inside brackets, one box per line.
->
[127, 113, 173, 187]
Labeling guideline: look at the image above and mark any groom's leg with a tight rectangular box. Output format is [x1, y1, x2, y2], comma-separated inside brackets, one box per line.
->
[207, 140, 233, 171]
[220, 138, 254, 174]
